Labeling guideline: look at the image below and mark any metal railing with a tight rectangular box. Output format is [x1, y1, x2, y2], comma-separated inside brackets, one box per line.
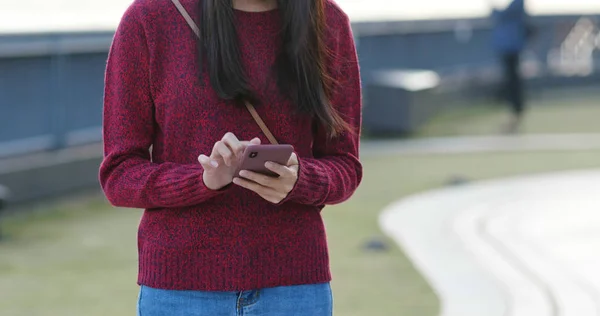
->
[0, 31, 113, 158]
[0, 14, 598, 158]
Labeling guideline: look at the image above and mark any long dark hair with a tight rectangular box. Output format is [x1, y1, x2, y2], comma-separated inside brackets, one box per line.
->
[198, 0, 351, 137]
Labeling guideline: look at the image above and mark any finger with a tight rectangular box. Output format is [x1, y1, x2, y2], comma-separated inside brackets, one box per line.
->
[264, 161, 290, 177]
[238, 137, 261, 147]
[212, 141, 234, 166]
[263, 163, 295, 194]
[287, 152, 299, 166]
[238, 170, 277, 188]
[198, 154, 219, 168]
[221, 132, 244, 157]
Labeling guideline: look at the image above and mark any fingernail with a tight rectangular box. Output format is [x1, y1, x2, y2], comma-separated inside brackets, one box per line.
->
[210, 160, 219, 168]
[239, 171, 247, 177]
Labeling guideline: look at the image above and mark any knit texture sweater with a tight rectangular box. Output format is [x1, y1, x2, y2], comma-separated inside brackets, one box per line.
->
[100, 0, 362, 291]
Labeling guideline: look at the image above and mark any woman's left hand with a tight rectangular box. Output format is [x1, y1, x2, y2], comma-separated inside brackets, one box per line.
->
[233, 153, 299, 204]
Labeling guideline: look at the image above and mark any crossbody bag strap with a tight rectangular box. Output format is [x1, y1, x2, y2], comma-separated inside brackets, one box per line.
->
[170, 0, 278, 145]
[243, 101, 279, 145]
[171, 0, 200, 37]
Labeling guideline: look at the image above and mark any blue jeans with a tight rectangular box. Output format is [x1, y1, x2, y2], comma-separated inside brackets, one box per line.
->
[137, 283, 333, 316]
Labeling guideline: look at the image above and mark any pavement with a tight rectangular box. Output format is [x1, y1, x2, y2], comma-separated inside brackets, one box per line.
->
[361, 133, 600, 156]
[377, 135, 600, 316]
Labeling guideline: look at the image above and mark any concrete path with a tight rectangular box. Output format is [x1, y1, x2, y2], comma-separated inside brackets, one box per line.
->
[361, 133, 600, 156]
[380, 169, 600, 316]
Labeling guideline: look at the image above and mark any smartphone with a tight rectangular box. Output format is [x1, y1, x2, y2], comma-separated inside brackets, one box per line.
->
[235, 144, 294, 178]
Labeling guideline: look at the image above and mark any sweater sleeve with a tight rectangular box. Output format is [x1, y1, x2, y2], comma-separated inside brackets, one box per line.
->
[99, 4, 226, 209]
[283, 13, 363, 206]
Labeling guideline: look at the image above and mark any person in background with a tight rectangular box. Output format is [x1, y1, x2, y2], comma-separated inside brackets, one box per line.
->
[491, 0, 531, 133]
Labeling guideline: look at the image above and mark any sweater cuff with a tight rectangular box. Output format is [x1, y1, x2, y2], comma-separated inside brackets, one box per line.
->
[182, 167, 235, 204]
[279, 157, 328, 206]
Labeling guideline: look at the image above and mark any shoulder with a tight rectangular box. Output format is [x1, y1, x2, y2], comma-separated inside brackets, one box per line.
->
[323, 0, 356, 56]
[120, 0, 196, 23]
[116, 0, 200, 40]
[120, 0, 156, 19]
[324, 0, 350, 24]
[324, 0, 351, 31]
[125, 0, 184, 13]
[323, 0, 353, 43]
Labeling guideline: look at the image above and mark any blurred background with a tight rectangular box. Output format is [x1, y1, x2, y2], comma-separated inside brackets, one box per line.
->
[1, 0, 600, 315]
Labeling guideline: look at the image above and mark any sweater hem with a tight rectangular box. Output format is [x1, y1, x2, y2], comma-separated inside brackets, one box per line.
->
[137, 242, 332, 292]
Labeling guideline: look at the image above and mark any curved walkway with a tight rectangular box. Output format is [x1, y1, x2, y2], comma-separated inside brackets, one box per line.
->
[380, 169, 600, 316]
[362, 133, 600, 156]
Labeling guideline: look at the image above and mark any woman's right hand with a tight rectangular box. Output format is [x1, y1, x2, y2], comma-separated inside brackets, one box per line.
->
[198, 133, 261, 190]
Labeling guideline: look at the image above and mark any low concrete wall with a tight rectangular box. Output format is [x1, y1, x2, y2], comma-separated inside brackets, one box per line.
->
[0, 143, 103, 205]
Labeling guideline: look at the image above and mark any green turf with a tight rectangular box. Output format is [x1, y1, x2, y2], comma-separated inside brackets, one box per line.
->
[416, 93, 600, 137]
[2, 150, 600, 316]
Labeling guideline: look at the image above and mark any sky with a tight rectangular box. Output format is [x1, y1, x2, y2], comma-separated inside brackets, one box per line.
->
[1, 0, 599, 34]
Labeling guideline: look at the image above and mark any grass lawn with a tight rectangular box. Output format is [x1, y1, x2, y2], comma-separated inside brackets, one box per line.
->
[2, 150, 600, 316]
[416, 92, 600, 137]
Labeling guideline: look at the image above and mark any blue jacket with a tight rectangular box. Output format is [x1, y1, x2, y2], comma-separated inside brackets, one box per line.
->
[492, 0, 528, 54]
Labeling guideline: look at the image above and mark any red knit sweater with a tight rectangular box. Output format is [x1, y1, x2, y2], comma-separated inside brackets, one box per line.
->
[100, 0, 362, 291]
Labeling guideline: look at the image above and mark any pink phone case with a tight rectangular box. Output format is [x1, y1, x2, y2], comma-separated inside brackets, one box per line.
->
[235, 144, 294, 178]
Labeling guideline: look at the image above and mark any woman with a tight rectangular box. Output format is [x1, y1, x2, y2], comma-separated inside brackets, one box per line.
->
[99, 0, 362, 314]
